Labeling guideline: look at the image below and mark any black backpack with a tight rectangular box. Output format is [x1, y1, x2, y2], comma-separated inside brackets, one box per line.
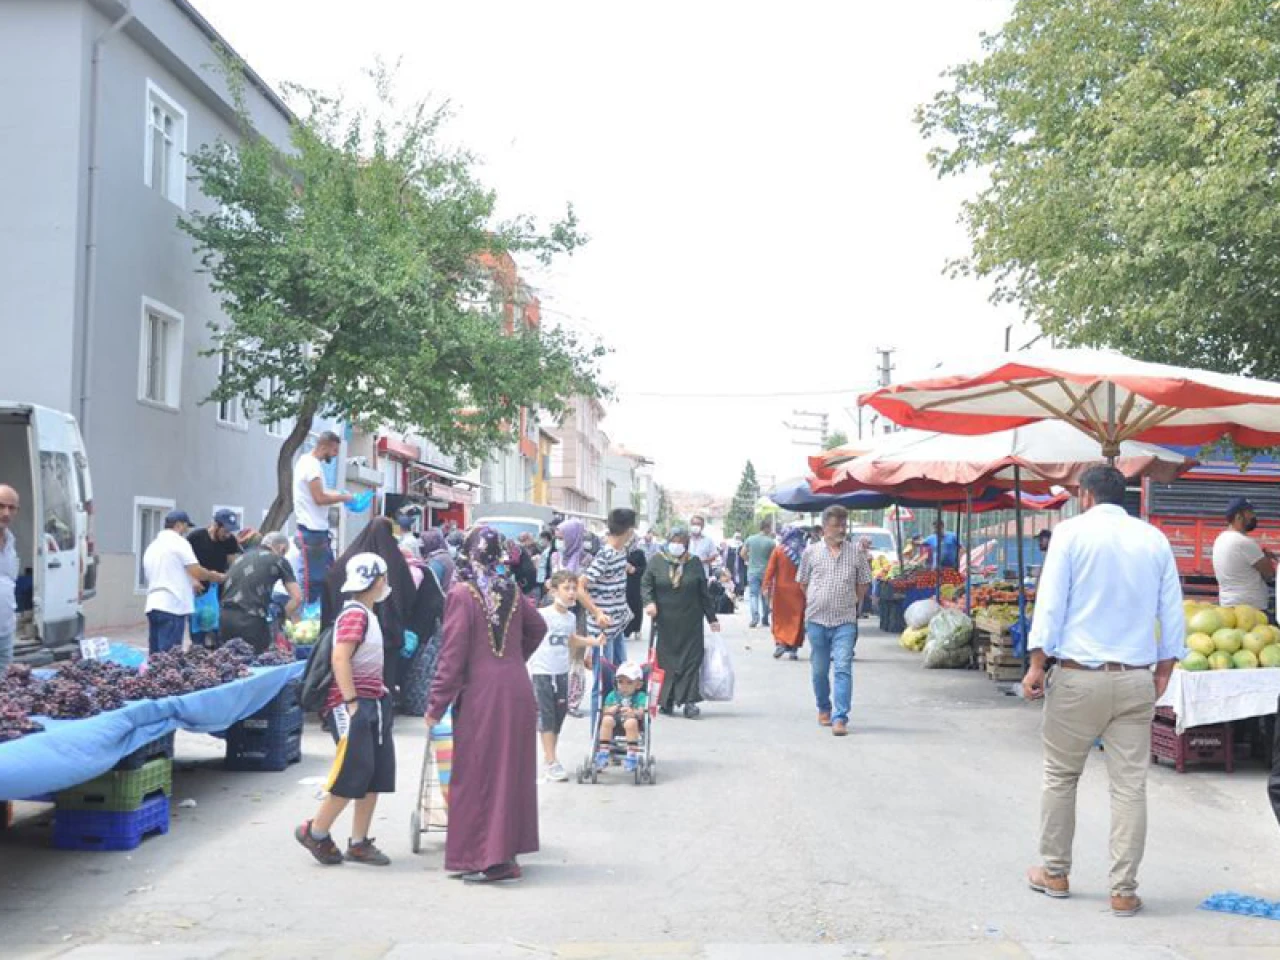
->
[298, 602, 368, 712]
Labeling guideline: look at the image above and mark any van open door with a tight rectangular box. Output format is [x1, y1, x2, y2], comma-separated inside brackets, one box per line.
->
[31, 406, 84, 643]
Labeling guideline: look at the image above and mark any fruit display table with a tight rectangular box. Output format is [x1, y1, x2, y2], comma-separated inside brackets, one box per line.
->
[1156, 669, 1280, 735]
[0, 661, 303, 801]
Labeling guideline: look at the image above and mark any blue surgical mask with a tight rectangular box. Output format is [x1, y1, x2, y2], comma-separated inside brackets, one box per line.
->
[667, 542, 687, 558]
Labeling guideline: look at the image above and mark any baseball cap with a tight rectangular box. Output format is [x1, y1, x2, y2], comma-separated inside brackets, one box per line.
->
[213, 508, 241, 532]
[1225, 496, 1257, 521]
[341, 553, 388, 593]
[164, 510, 193, 528]
[616, 661, 644, 683]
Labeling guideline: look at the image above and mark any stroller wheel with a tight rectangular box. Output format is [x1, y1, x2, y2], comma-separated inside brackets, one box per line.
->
[648, 758, 658, 785]
[410, 811, 422, 854]
[590, 765, 599, 785]
[575, 763, 585, 784]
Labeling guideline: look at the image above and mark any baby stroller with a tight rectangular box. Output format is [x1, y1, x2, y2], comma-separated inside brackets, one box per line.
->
[576, 626, 663, 786]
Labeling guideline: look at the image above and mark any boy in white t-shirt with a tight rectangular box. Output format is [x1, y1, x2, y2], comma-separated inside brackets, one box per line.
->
[532, 570, 601, 781]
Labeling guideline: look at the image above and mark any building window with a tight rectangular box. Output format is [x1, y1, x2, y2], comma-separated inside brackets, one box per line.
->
[138, 298, 183, 410]
[134, 496, 176, 592]
[144, 80, 187, 207]
[216, 350, 247, 428]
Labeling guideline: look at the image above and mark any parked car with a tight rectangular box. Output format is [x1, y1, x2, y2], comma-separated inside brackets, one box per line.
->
[0, 403, 96, 664]
[849, 525, 898, 564]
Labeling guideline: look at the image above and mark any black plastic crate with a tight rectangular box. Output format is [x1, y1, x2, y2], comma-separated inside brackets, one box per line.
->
[256, 679, 300, 716]
[114, 732, 176, 772]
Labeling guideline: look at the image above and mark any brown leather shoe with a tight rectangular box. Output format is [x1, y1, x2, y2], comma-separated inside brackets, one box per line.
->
[1026, 866, 1070, 899]
[818, 711, 832, 727]
[1111, 894, 1143, 917]
[832, 720, 849, 737]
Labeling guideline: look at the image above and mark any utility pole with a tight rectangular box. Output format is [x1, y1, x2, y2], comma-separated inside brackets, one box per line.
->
[875, 347, 895, 387]
[783, 409, 830, 448]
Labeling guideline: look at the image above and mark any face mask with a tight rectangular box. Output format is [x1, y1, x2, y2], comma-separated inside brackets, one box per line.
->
[691, 526, 703, 536]
[1245, 517, 1260, 533]
[555, 539, 565, 552]
[495, 563, 508, 576]
[667, 542, 687, 558]
[377, 583, 393, 603]
[448, 545, 459, 558]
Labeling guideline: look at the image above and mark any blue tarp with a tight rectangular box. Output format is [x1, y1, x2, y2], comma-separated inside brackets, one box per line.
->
[0, 661, 304, 800]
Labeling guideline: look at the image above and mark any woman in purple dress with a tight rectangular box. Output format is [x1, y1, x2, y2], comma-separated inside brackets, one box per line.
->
[425, 526, 548, 883]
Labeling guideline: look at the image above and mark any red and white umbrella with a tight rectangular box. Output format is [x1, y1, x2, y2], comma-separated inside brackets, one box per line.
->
[859, 348, 1280, 458]
[815, 419, 1192, 495]
[808, 445, 870, 482]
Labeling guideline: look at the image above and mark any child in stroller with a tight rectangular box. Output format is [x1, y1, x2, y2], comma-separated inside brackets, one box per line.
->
[595, 661, 648, 773]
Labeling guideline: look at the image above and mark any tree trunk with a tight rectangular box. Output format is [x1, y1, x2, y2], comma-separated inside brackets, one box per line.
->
[262, 397, 320, 533]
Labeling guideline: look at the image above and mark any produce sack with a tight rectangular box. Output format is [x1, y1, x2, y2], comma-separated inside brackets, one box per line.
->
[701, 631, 736, 702]
[192, 584, 220, 634]
[904, 597, 941, 630]
[923, 609, 974, 669]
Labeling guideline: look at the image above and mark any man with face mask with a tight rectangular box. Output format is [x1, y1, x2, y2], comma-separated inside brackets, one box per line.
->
[687, 514, 718, 566]
[1213, 497, 1276, 613]
[293, 431, 354, 603]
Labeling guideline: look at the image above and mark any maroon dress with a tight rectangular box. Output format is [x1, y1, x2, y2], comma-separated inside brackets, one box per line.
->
[427, 583, 548, 873]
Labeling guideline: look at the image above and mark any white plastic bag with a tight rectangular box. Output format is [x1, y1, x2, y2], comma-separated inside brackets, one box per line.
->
[904, 597, 942, 630]
[922, 609, 974, 669]
[700, 631, 735, 702]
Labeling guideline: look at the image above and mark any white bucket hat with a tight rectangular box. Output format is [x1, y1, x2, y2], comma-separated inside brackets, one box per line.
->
[616, 661, 644, 683]
[341, 552, 388, 593]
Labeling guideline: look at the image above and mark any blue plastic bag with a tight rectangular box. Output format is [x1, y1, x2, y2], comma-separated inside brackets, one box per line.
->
[346, 490, 374, 513]
[192, 584, 220, 634]
[400, 629, 420, 659]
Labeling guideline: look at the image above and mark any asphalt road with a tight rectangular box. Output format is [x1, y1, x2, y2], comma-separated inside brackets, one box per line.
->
[5, 612, 1280, 959]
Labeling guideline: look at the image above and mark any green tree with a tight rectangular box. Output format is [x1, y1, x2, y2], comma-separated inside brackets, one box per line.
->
[824, 429, 850, 450]
[723, 461, 761, 540]
[919, 0, 1280, 380]
[182, 70, 605, 530]
[654, 485, 675, 533]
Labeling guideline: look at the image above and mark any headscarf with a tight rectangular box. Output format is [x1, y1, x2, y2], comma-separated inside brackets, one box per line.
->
[455, 525, 519, 653]
[557, 519, 586, 574]
[663, 526, 692, 589]
[780, 524, 808, 567]
[322, 516, 419, 649]
[420, 528, 455, 593]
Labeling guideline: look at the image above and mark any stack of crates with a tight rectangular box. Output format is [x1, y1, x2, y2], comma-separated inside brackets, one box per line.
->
[225, 679, 304, 771]
[1151, 706, 1235, 773]
[52, 733, 176, 851]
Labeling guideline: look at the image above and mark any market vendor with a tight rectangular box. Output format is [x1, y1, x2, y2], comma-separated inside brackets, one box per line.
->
[922, 519, 960, 570]
[1212, 497, 1275, 615]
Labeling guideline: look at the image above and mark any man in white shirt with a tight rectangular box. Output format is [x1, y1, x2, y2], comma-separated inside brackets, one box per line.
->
[293, 431, 353, 603]
[687, 514, 718, 566]
[1212, 496, 1275, 613]
[0, 484, 20, 671]
[143, 511, 225, 654]
[1022, 466, 1186, 918]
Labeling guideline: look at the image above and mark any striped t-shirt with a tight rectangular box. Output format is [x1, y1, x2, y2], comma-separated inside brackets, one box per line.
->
[324, 602, 386, 712]
[585, 544, 633, 641]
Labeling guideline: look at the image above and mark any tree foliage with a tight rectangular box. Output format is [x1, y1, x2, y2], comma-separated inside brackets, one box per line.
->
[824, 429, 850, 450]
[723, 461, 761, 540]
[654, 485, 675, 533]
[181, 68, 606, 530]
[919, 0, 1280, 380]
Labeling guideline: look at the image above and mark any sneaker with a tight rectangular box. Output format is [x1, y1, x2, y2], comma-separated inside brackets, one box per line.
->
[545, 761, 569, 782]
[749, 621, 758, 629]
[345, 838, 391, 866]
[295, 820, 343, 865]
[683, 703, 702, 719]
[624, 754, 639, 772]
[595, 749, 610, 771]
[773, 644, 786, 659]
[832, 720, 849, 737]
[789, 650, 799, 661]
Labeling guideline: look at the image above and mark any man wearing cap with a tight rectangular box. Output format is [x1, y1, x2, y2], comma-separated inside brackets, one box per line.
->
[142, 511, 227, 654]
[1213, 497, 1276, 615]
[186, 509, 246, 646]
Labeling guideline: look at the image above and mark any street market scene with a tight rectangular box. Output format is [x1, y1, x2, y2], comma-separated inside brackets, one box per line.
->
[6, 1, 1280, 958]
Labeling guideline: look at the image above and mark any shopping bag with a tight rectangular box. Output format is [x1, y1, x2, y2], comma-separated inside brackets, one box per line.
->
[192, 584, 220, 634]
[700, 631, 735, 702]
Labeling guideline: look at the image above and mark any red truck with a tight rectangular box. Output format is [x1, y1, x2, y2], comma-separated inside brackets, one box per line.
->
[1141, 446, 1280, 601]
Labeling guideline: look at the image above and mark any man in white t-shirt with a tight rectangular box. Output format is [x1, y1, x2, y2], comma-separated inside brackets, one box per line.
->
[1212, 496, 1276, 613]
[143, 510, 226, 653]
[293, 431, 353, 603]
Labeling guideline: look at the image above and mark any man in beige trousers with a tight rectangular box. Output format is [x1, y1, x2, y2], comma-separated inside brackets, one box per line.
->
[1022, 465, 1186, 917]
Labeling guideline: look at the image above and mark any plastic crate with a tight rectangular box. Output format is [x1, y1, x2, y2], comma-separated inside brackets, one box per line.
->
[225, 725, 303, 772]
[56, 757, 172, 813]
[236, 703, 304, 734]
[294, 643, 314, 662]
[114, 732, 176, 771]
[1151, 717, 1234, 773]
[53, 793, 170, 851]
[258, 679, 301, 715]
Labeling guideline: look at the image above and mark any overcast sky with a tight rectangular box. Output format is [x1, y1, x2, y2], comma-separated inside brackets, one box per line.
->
[198, 0, 1027, 494]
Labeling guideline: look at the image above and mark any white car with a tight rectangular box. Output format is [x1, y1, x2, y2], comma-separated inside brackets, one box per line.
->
[850, 526, 897, 564]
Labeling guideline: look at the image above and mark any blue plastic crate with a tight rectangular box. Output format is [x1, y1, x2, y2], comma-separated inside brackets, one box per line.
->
[293, 643, 314, 662]
[114, 732, 176, 771]
[53, 793, 170, 851]
[235, 704, 304, 734]
[224, 725, 303, 772]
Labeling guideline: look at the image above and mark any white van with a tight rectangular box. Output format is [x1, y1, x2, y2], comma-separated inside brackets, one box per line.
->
[0, 404, 96, 663]
[850, 525, 898, 564]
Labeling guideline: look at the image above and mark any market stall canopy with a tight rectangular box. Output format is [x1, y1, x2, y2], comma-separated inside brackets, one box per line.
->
[858, 348, 1280, 457]
[815, 419, 1193, 494]
[768, 477, 1070, 515]
[808, 445, 871, 482]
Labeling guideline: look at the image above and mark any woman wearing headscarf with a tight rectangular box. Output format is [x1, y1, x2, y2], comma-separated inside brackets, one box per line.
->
[420, 529, 456, 594]
[398, 528, 452, 717]
[763, 524, 808, 661]
[641, 527, 719, 718]
[553, 519, 586, 575]
[425, 526, 549, 883]
[623, 538, 648, 640]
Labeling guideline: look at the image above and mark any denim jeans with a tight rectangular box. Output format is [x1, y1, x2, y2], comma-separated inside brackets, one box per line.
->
[0, 631, 12, 671]
[296, 527, 334, 604]
[147, 611, 189, 654]
[806, 621, 858, 723]
[748, 573, 770, 626]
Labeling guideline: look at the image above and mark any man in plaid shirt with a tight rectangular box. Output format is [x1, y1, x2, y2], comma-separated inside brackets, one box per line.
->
[797, 506, 872, 737]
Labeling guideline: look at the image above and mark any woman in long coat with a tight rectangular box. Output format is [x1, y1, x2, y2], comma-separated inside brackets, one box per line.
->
[641, 527, 719, 719]
[425, 526, 548, 883]
[763, 524, 807, 660]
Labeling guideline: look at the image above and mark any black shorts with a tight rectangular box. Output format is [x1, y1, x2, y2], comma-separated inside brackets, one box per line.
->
[532, 673, 568, 735]
[325, 695, 396, 800]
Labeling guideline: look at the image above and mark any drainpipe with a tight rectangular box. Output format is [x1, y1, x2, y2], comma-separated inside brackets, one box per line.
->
[77, 1, 134, 436]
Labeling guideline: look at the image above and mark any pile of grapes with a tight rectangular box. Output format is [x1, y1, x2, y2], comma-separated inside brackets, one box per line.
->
[0, 638, 295, 737]
[252, 648, 295, 667]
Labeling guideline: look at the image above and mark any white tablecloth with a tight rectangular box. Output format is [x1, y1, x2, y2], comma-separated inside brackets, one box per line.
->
[1157, 669, 1280, 734]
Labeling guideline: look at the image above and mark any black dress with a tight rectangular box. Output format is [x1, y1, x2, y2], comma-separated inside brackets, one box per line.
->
[641, 555, 717, 709]
[624, 547, 647, 638]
